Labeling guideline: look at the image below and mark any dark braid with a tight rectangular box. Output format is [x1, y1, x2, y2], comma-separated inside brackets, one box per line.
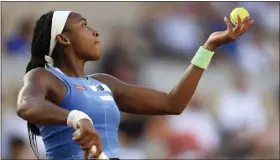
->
[26, 11, 63, 74]
[25, 11, 63, 159]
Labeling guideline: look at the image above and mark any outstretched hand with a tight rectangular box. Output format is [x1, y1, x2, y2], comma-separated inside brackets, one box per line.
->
[204, 15, 254, 51]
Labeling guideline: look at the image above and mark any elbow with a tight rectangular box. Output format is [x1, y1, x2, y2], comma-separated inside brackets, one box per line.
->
[16, 103, 29, 120]
[16, 99, 34, 120]
[166, 100, 189, 115]
[166, 104, 185, 115]
[168, 109, 183, 115]
[166, 95, 191, 115]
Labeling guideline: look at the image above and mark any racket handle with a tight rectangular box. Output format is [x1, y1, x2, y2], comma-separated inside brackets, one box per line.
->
[74, 129, 109, 159]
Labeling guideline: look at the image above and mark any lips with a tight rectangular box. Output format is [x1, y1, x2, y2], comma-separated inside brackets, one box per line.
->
[95, 40, 101, 44]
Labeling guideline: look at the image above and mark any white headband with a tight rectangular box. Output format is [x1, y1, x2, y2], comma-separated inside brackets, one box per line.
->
[45, 11, 71, 67]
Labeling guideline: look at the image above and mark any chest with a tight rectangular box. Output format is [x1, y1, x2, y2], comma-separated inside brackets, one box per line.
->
[61, 79, 120, 126]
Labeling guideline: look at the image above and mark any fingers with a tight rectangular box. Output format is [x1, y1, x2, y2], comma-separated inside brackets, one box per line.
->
[72, 132, 83, 143]
[83, 145, 102, 158]
[239, 19, 254, 36]
[94, 143, 103, 158]
[84, 150, 89, 160]
[90, 145, 99, 158]
[243, 16, 250, 24]
[208, 15, 253, 46]
[245, 19, 254, 29]
[227, 15, 254, 37]
[80, 137, 96, 150]
[233, 14, 242, 33]
[72, 129, 93, 144]
[73, 123, 103, 158]
[74, 134, 96, 150]
[224, 17, 233, 32]
[88, 142, 102, 158]
[72, 130, 103, 158]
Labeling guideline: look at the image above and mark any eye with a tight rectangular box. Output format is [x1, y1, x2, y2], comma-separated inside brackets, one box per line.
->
[82, 23, 87, 27]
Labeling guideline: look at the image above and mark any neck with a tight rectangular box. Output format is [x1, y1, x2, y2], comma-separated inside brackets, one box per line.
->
[56, 56, 86, 78]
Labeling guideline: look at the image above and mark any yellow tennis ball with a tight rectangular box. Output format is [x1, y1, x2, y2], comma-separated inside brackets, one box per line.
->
[230, 7, 250, 24]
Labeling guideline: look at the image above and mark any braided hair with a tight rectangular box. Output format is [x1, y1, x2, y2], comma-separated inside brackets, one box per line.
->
[25, 11, 66, 159]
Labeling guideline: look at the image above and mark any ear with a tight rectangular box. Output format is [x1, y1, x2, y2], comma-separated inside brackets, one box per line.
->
[56, 34, 70, 46]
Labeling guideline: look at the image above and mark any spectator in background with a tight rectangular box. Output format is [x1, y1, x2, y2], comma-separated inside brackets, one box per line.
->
[99, 28, 138, 84]
[143, 117, 171, 159]
[139, 3, 204, 60]
[8, 136, 35, 159]
[152, 4, 203, 59]
[236, 30, 271, 75]
[238, 2, 279, 36]
[217, 70, 267, 134]
[2, 87, 46, 159]
[216, 70, 268, 158]
[118, 130, 147, 159]
[166, 96, 220, 159]
[5, 17, 34, 57]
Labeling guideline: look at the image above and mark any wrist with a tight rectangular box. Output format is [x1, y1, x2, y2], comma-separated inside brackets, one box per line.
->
[191, 46, 214, 69]
[76, 119, 93, 129]
[67, 110, 93, 129]
[203, 41, 218, 51]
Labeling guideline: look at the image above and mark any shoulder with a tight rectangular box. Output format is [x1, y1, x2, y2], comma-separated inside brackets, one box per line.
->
[24, 68, 58, 87]
[89, 73, 126, 93]
[25, 68, 50, 81]
[89, 73, 119, 83]
[89, 73, 124, 86]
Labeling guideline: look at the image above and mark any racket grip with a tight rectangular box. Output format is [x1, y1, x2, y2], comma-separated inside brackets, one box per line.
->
[74, 129, 109, 159]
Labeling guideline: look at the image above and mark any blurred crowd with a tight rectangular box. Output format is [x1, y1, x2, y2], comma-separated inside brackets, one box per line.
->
[2, 2, 279, 159]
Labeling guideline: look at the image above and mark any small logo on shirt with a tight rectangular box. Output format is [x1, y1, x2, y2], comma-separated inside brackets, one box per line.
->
[97, 85, 104, 91]
[89, 84, 112, 92]
[75, 85, 87, 90]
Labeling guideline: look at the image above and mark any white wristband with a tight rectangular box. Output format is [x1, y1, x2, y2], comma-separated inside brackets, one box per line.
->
[67, 110, 93, 129]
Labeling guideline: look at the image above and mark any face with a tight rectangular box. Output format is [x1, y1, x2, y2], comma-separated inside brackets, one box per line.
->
[61, 12, 101, 61]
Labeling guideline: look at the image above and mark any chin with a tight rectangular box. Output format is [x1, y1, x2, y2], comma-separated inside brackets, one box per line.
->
[89, 49, 101, 61]
[95, 55, 101, 61]
[95, 51, 102, 60]
[93, 53, 101, 61]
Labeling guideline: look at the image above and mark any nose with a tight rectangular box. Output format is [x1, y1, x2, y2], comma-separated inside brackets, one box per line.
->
[92, 31, 99, 37]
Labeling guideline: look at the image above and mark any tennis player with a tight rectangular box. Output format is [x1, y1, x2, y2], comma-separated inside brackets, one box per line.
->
[17, 11, 253, 160]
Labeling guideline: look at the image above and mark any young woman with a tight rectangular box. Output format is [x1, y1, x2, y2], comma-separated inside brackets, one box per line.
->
[17, 11, 253, 160]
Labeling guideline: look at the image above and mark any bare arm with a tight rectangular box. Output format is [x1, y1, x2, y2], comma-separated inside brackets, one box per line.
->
[17, 68, 69, 125]
[93, 16, 254, 115]
[92, 63, 203, 115]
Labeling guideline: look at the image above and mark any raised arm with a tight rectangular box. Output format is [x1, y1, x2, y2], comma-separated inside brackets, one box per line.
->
[93, 16, 254, 115]
[92, 65, 203, 115]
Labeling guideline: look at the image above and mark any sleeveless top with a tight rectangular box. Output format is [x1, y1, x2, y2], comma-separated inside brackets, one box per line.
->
[38, 67, 121, 159]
